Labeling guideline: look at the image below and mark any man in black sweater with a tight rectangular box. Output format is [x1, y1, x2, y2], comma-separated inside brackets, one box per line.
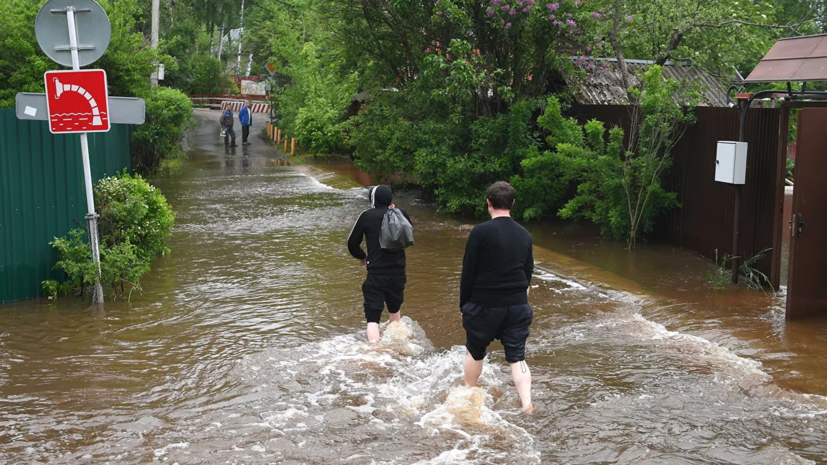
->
[460, 181, 535, 412]
[347, 185, 412, 343]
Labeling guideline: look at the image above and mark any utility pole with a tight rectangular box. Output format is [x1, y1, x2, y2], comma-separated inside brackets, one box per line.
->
[150, 0, 160, 86]
[236, 0, 244, 76]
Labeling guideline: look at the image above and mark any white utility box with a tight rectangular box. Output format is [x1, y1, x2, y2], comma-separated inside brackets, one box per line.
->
[715, 141, 748, 184]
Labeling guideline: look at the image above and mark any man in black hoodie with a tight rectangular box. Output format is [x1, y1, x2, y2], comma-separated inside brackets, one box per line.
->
[347, 185, 412, 343]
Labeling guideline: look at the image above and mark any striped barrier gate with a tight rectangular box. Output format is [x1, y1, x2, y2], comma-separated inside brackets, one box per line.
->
[220, 101, 270, 114]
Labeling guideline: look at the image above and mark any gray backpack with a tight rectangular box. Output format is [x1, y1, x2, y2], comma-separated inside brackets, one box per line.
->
[380, 208, 414, 251]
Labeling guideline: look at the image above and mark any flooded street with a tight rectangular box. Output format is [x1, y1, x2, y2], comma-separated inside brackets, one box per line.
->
[2, 110, 827, 464]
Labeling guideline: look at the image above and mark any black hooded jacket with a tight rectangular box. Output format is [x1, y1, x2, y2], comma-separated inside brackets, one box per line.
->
[347, 185, 412, 275]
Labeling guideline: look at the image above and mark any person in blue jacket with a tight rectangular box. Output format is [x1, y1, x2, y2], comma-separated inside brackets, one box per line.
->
[239, 101, 252, 145]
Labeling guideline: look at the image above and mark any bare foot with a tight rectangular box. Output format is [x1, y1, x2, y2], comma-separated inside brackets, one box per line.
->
[522, 403, 536, 415]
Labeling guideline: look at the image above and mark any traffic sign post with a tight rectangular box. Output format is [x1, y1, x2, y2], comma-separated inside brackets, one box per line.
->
[45, 70, 110, 133]
[35, 0, 113, 303]
[20, 0, 146, 304]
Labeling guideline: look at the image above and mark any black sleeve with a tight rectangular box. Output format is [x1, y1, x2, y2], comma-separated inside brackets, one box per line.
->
[524, 238, 534, 285]
[460, 228, 482, 308]
[400, 208, 412, 226]
[347, 211, 368, 260]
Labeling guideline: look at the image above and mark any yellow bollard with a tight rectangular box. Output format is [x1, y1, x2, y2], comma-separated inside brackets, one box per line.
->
[284, 137, 288, 152]
[291, 138, 295, 157]
[276, 128, 281, 144]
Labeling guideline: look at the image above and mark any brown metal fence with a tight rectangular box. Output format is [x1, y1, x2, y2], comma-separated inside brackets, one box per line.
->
[572, 105, 781, 278]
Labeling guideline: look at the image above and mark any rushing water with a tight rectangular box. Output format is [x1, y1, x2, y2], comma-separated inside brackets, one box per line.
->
[1, 110, 827, 464]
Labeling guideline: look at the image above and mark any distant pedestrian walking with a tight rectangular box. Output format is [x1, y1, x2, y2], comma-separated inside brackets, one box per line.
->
[239, 101, 252, 146]
[220, 109, 237, 148]
[460, 181, 535, 413]
[347, 185, 414, 343]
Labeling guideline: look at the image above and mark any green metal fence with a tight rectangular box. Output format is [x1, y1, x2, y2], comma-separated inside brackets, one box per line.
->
[0, 109, 133, 304]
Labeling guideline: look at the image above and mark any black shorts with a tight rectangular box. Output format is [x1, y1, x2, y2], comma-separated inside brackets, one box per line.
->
[461, 302, 533, 363]
[362, 274, 407, 323]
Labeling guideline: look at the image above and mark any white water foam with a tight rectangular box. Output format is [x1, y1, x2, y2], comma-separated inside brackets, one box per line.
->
[238, 317, 541, 463]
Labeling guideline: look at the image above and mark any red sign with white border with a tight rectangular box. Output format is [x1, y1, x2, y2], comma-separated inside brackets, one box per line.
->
[44, 69, 110, 134]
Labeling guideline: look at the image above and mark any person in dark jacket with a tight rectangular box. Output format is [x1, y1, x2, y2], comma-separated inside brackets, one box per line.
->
[460, 181, 535, 413]
[347, 185, 413, 343]
[239, 101, 252, 145]
[220, 109, 237, 147]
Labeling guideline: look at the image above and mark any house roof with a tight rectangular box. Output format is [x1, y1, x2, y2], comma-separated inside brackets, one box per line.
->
[745, 34, 827, 83]
[567, 60, 730, 107]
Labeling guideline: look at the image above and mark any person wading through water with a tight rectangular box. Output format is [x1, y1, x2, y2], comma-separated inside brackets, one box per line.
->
[347, 185, 413, 343]
[460, 181, 535, 413]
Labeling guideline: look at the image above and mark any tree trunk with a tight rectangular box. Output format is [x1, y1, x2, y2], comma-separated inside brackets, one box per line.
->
[609, 0, 631, 95]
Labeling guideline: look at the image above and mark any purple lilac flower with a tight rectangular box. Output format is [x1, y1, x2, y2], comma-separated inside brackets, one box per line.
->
[523, 6, 530, 12]
[548, 14, 555, 19]
[567, 19, 576, 26]
[576, 56, 586, 65]
[509, 9, 516, 15]
[603, 62, 610, 69]
[501, 5, 510, 10]
[586, 46, 592, 52]
[592, 12, 600, 18]
[575, 0, 582, 6]
[505, 22, 512, 28]
[487, 8, 494, 16]
[567, 13, 572, 18]
[501, 19, 506, 24]
[626, 15, 633, 22]
[587, 61, 595, 69]
[547, 2, 558, 10]
[493, 0, 500, 4]
[596, 42, 603, 48]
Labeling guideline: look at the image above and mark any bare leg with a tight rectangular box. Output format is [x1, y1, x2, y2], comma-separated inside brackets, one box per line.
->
[389, 311, 402, 323]
[510, 360, 533, 412]
[464, 352, 483, 387]
[367, 323, 380, 343]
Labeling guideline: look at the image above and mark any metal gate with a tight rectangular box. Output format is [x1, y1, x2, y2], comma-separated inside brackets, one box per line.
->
[786, 108, 827, 319]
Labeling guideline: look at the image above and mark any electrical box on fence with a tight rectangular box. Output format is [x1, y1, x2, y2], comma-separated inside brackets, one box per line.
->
[715, 141, 748, 184]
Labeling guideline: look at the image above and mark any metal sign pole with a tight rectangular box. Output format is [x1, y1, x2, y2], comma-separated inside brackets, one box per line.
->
[67, 6, 105, 303]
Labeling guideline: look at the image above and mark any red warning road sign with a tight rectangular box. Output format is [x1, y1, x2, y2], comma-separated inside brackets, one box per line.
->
[44, 69, 110, 134]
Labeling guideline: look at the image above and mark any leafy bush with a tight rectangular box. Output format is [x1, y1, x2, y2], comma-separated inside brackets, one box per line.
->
[95, 171, 176, 261]
[43, 172, 175, 300]
[273, 42, 358, 154]
[555, 67, 695, 245]
[131, 87, 194, 174]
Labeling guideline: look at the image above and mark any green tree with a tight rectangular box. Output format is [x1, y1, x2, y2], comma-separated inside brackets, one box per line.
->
[558, 67, 699, 246]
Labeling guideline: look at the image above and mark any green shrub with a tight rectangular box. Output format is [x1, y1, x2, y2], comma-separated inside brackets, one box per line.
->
[95, 171, 176, 261]
[44, 172, 175, 300]
[131, 87, 194, 174]
[553, 68, 694, 245]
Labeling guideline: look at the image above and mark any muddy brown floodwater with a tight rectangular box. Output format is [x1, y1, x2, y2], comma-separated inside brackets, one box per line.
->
[1, 110, 827, 464]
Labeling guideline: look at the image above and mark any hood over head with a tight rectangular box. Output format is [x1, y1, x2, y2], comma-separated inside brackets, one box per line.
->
[370, 185, 393, 208]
